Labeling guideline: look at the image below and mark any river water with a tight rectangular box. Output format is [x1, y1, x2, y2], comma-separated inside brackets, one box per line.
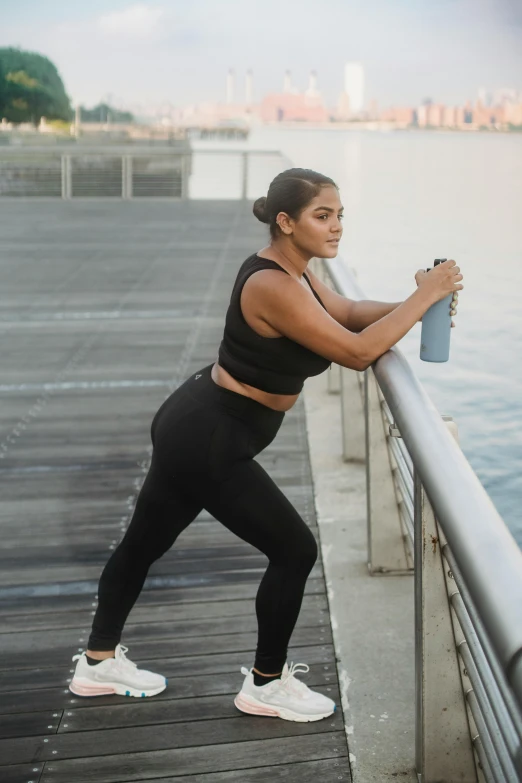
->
[191, 127, 522, 545]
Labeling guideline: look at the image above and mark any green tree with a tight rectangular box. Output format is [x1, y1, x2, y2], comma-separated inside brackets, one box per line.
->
[80, 103, 134, 124]
[0, 47, 72, 125]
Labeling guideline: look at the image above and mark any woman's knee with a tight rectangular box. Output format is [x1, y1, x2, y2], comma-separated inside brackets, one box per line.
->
[278, 527, 318, 574]
[299, 530, 318, 571]
[117, 530, 174, 569]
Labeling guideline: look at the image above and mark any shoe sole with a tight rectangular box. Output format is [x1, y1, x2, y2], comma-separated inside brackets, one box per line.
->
[234, 691, 335, 722]
[69, 677, 167, 698]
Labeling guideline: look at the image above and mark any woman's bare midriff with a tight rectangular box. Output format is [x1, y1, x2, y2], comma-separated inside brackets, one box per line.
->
[211, 362, 300, 413]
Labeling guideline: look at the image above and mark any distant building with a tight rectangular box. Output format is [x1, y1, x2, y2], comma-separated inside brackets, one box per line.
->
[379, 107, 415, 125]
[495, 87, 518, 106]
[283, 70, 299, 95]
[455, 107, 466, 126]
[478, 88, 493, 108]
[260, 92, 329, 123]
[344, 62, 365, 114]
[442, 106, 457, 127]
[305, 71, 320, 99]
[367, 99, 379, 121]
[417, 103, 445, 127]
[336, 92, 351, 121]
[505, 102, 522, 125]
[473, 102, 506, 127]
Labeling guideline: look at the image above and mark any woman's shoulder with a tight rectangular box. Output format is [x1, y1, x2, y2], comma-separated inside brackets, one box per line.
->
[235, 253, 285, 284]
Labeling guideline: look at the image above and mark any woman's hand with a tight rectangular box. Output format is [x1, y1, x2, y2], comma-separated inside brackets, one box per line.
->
[415, 261, 461, 327]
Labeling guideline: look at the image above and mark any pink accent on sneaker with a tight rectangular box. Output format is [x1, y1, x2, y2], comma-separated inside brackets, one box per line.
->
[69, 679, 116, 697]
[234, 692, 279, 716]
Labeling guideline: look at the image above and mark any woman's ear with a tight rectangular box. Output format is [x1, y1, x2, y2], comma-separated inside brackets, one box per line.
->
[276, 212, 293, 235]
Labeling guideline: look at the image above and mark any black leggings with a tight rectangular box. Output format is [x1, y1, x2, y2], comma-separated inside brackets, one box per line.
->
[88, 363, 318, 673]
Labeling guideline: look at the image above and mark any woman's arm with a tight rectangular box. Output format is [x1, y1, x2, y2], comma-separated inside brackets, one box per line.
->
[307, 272, 457, 330]
[243, 269, 438, 372]
[347, 300, 401, 332]
[349, 300, 456, 329]
[306, 269, 401, 331]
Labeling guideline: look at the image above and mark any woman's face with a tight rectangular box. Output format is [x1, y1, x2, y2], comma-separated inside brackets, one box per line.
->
[277, 186, 344, 258]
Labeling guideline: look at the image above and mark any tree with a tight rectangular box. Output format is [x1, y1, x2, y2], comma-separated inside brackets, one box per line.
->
[80, 103, 134, 124]
[0, 47, 72, 125]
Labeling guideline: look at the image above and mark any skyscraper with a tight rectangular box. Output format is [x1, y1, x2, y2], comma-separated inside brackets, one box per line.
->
[344, 63, 365, 113]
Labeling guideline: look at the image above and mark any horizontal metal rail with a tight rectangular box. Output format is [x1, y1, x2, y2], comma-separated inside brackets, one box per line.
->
[321, 254, 522, 780]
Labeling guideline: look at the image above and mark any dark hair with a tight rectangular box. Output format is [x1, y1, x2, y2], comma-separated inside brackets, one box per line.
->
[253, 168, 338, 238]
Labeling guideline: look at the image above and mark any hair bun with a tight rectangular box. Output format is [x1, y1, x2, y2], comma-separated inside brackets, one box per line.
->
[253, 196, 269, 224]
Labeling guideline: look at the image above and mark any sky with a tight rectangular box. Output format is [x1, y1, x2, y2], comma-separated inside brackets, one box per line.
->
[1, 0, 521, 113]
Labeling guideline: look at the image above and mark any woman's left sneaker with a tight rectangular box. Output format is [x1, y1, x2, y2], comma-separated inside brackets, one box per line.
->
[234, 661, 336, 722]
[69, 643, 167, 698]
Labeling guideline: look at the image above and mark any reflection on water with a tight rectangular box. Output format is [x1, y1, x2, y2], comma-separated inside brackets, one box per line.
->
[190, 129, 522, 544]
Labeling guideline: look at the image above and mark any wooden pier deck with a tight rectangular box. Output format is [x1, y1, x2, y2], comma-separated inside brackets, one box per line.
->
[0, 201, 351, 782]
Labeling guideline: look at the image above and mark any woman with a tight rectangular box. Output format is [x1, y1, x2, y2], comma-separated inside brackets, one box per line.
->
[69, 168, 462, 722]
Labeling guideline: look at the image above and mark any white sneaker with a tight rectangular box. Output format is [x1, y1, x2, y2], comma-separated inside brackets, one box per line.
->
[234, 662, 336, 722]
[69, 643, 167, 698]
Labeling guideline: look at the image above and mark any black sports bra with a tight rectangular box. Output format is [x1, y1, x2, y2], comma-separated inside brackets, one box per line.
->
[217, 253, 332, 394]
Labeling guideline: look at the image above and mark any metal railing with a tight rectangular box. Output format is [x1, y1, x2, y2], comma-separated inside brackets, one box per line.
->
[0, 145, 289, 200]
[312, 255, 522, 783]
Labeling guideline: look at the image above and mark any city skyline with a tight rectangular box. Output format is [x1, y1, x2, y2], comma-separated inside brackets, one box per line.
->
[83, 65, 522, 119]
[136, 64, 519, 122]
[1, 0, 521, 113]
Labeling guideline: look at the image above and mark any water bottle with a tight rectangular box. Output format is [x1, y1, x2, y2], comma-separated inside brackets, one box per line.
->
[420, 259, 453, 362]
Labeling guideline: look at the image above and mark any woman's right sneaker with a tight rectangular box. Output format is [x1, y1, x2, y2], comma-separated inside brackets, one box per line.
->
[234, 661, 336, 722]
[69, 643, 167, 698]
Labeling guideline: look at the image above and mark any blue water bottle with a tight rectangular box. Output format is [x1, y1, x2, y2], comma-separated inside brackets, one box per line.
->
[420, 259, 453, 363]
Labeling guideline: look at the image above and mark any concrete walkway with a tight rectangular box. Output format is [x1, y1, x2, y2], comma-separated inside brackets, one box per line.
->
[304, 372, 417, 782]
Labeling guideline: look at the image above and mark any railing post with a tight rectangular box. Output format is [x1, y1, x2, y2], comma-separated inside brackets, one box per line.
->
[122, 155, 132, 199]
[365, 369, 411, 574]
[327, 363, 341, 393]
[415, 417, 478, 782]
[340, 367, 365, 462]
[181, 154, 189, 200]
[61, 155, 72, 199]
[241, 151, 248, 200]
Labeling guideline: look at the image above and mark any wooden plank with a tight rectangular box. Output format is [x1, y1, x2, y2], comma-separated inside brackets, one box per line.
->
[0, 715, 346, 765]
[0, 595, 328, 634]
[130, 757, 352, 783]
[0, 559, 324, 590]
[33, 732, 347, 783]
[0, 526, 263, 552]
[0, 522, 318, 550]
[0, 626, 333, 672]
[0, 762, 44, 783]
[0, 554, 270, 588]
[0, 578, 326, 620]
[0, 711, 61, 740]
[59, 682, 340, 734]
[0, 542, 266, 567]
[0, 656, 337, 716]
[0, 644, 333, 693]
